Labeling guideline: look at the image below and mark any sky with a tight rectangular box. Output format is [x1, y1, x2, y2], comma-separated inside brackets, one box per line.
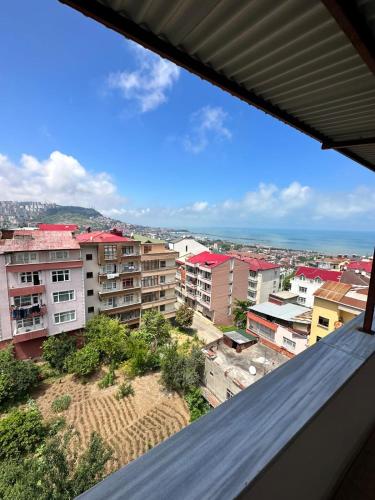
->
[1, 1, 375, 231]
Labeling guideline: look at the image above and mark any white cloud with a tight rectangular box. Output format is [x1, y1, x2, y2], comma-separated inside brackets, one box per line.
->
[107, 43, 180, 113]
[183, 106, 232, 153]
[0, 151, 125, 210]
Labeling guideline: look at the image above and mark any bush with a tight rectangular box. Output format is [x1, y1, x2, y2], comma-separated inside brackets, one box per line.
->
[42, 333, 77, 373]
[124, 333, 160, 377]
[65, 344, 100, 378]
[139, 310, 171, 348]
[184, 388, 210, 422]
[161, 342, 205, 394]
[39, 363, 60, 380]
[85, 315, 129, 364]
[51, 394, 72, 413]
[175, 305, 194, 329]
[0, 346, 40, 409]
[0, 407, 47, 460]
[115, 382, 134, 400]
[98, 367, 116, 389]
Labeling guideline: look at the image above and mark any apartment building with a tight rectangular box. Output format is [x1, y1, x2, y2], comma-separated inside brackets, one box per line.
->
[309, 281, 368, 346]
[290, 266, 342, 307]
[0, 228, 85, 359]
[176, 251, 248, 325]
[76, 231, 142, 327]
[170, 237, 209, 258]
[134, 235, 178, 320]
[238, 258, 280, 305]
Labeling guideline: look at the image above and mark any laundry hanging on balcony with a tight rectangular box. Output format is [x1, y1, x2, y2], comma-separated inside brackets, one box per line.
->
[11, 304, 41, 320]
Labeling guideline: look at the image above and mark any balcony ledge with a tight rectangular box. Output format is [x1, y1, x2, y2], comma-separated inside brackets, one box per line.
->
[79, 313, 375, 500]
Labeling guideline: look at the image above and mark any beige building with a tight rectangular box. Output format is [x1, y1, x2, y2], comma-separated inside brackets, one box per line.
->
[134, 235, 178, 320]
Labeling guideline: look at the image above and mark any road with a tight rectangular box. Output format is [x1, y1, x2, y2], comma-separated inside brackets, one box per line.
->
[192, 312, 223, 344]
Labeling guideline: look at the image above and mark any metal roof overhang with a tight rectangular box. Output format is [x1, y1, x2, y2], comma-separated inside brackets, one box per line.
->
[60, 0, 375, 172]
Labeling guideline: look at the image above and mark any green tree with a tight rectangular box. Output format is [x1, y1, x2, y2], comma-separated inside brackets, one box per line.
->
[282, 272, 295, 291]
[85, 315, 129, 364]
[175, 305, 194, 329]
[42, 333, 77, 372]
[161, 342, 204, 394]
[232, 299, 252, 329]
[139, 310, 171, 348]
[184, 387, 210, 422]
[65, 344, 100, 378]
[124, 333, 160, 376]
[0, 407, 47, 460]
[0, 345, 40, 409]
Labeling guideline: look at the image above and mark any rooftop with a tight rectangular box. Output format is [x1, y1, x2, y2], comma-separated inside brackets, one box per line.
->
[340, 269, 370, 286]
[132, 233, 166, 244]
[314, 281, 368, 311]
[187, 251, 231, 268]
[295, 266, 342, 282]
[0, 229, 80, 253]
[346, 260, 373, 274]
[269, 290, 299, 301]
[224, 330, 258, 345]
[37, 223, 79, 231]
[249, 301, 312, 324]
[240, 257, 280, 272]
[75, 231, 133, 244]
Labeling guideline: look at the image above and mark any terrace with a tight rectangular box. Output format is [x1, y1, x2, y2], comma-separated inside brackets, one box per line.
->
[60, 0, 375, 498]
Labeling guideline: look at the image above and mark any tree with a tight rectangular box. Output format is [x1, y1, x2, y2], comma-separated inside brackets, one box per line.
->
[184, 387, 210, 422]
[0, 346, 40, 409]
[65, 344, 100, 378]
[232, 299, 252, 329]
[139, 310, 171, 348]
[161, 342, 204, 394]
[282, 272, 295, 291]
[42, 333, 77, 372]
[85, 315, 129, 364]
[0, 431, 112, 499]
[123, 333, 160, 377]
[0, 407, 47, 460]
[175, 305, 194, 329]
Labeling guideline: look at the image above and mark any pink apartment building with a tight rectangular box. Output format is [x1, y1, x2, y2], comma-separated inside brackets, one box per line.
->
[0, 228, 85, 359]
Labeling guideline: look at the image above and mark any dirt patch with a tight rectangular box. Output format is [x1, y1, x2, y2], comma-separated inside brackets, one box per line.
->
[32, 371, 189, 470]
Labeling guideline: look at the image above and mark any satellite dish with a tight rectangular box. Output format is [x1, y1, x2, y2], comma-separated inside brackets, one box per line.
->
[249, 365, 257, 375]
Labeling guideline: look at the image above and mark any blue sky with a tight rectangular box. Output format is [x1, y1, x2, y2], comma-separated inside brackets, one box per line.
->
[1, 1, 375, 231]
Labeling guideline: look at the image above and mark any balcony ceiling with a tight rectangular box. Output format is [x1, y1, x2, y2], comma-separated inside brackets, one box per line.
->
[61, 0, 375, 172]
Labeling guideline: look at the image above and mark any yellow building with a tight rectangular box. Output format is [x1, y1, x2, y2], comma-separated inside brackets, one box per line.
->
[309, 281, 368, 346]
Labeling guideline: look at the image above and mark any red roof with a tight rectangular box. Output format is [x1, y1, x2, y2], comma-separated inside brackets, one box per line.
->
[75, 231, 132, 244]
[240, 257, 280, 272]
[347, 260, 372, 273]
[187, 251, 231, 268]
[0, 230, 80, 252]
[37, 223, 78, 231]
[295, 266, 342, 282]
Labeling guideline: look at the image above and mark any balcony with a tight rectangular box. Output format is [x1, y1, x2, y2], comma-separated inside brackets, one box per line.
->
[198, 273, 211, 284]
[101, 298, 141, 311]
[120, 265, 141, 274]
[10, 304, 47, 318]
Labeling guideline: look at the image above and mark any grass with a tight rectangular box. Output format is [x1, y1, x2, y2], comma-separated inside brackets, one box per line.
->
[51, 394, 72, 413]
[218, 325, 236, 333]
[115, 382, 134, 400]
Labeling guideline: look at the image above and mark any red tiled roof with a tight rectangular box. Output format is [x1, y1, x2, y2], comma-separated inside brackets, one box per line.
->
[187, 251, 231, 268]
[37, 223, 78, 231]
[295, 266, 342, 282]
[0, 230, 80, 252]
[75, 231, 132, 244]
[240, 257, 280, 272]
[347, 261, 372, 273]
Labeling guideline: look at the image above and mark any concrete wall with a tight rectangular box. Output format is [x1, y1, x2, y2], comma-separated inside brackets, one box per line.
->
[257, 268, 280, 303]
[171, 238, 209, 257]
[81, 245, 101, 318]
[204, 356, 242, 403]
[291, 275, 323, 307]
[0, 254, 11, 340]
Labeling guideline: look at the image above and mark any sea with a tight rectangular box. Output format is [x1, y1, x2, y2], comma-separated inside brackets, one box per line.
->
[186, 227, 375, 256]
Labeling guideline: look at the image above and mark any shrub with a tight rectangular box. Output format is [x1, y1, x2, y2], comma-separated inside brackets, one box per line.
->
[0, 346, 40, 409]
[184, 387, 210, 422]
[98, 367, 116, 389]
[42, 333, 76, 373]
[0, 407, 47, 460]
[139, 310, 171, 348]
[124, 333, 160, 376]
[51, 394, 72, 413]
[161, 342, 205, 394]
[85, 315, 128, 364]
[39, 362, 60, 380]
[115, 382, 134, 400]
[65, 344, 100, 378]
[175, 305, 194, 329]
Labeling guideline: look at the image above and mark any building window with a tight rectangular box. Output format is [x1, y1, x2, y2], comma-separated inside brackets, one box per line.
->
[86, 272, 93, 279]
[318, 316, 329, 328]
[53, 290, 75, 303]
[87, 289, 94, 296]
[124, 294, 134, 304]
[160, 260, 166, 268]
[143, 260, 159, 271]
[20, 271, 40, 285]
[300, 275, 305, 281]
[54, 310, 76, 324]
[14, 252, 37, 264]
[160, 304, 165, 312]
[122, 246, 135, 255]
[297, 297, 306, 305]
[88, 306, 95, 314]
[249, 270, 257, 278]
[144, 245, 152, 254]
[226, 389, 234, 400]
[316, 336, 322, 342]
[14, 294, 39, 307]
[282, 336, 296, 351]
[160, 275, 166, 284]
[103, 263, 116, 274]
[104, 245, 117, 260]
[142, 276, 158, 287]
[86, 253, 93, 261]
[50, 250, 69, 261]
[52, 270, 70, 282]
[299, 286, 307, 293]
[104, 297, 116, 308]
[123, 278, 134, 289]
[103, 281, 117, 290]
[160, 290, 166, 298]
[16, 316, 41, 330]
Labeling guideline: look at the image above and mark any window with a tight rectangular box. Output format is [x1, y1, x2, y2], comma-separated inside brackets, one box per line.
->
[104, 245, 117, 260]
[50, 250, 69, 261]
[160, 304, 165, 312]
[142, 276, 158, 287]
[123, 278, 134, 289]
[248, 291, 256, 299]
[103, 263, 116, 274]
[282, 336, 296, 351]
[85, 253, 93, 261]
[122, 245, 135, 255]
[299, 286, 307, 293]
[124, 294, 134, 304]
[298, 297, 306, 305]
[20, 271, 40, 285]
[16, 316, 41, 330]
[315, 277, 322, 283]
[160, 260, 166, 268]
[300, 275, 306, 281]
[103, 281, 117, 290]
[160, 290, 165, 298]
[316, 336, 322, 342]
[318, 316, 329, 328]
[14, 294, 39, 307]
[88, 306, 95, 314]
[53, 290, 75, 303]
[249, 270, 257, 278]
[86, 272, 93, 279]
[52, 270, 70, 282]
[160, 275, 166, 284]
[144, 245, 152, 254]
[54, 310, 76, 324]
[87, 289, 94, 296]
[105, 297, 116, 308]
[14, 252, 37, 264]
[226, 389, 234, 400]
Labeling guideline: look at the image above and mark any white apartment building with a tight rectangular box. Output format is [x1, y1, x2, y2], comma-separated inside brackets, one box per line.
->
[240, 258, 280, 305]
[290, 266, 343, 307]
[170, 237, 209, 258]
